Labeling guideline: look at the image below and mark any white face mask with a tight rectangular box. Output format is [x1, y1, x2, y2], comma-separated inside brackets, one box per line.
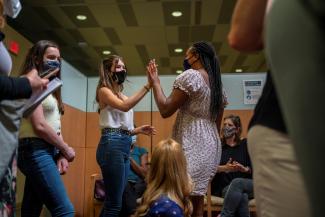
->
[3, 0, 22, 18]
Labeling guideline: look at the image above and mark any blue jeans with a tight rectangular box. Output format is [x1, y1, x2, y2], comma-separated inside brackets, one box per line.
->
[18, 138, 74, 217]
[221, 178, 254, 217]
[96, 132, 131, 217]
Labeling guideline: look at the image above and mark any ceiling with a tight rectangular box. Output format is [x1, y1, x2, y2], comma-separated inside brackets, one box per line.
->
[7, 0, 266, 77]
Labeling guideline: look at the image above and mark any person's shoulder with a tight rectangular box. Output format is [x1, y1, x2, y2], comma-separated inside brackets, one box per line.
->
[176, 69, 198, 79]
[134, 145, 147, 152]
[149, 196, 183, 217]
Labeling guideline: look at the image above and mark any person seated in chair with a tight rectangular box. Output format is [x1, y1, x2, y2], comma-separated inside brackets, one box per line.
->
[120, 135, 148, 217]
[211, 115, 254, 217]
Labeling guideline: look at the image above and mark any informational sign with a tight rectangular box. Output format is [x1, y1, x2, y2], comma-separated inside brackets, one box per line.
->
[243, 79, 263, 105]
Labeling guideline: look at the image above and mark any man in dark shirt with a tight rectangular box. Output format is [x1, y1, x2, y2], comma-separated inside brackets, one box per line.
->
[265, 1, 325, 216]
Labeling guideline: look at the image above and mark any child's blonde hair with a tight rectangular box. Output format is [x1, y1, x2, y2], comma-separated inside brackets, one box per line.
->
[135, 138, 193, 217]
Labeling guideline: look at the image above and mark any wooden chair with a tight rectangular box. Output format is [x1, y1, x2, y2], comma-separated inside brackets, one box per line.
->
[204, 181, 256, 217]
[90, 173, 104, 217]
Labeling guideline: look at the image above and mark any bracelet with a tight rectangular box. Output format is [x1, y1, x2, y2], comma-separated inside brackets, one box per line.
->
[144, 85, 150, 92]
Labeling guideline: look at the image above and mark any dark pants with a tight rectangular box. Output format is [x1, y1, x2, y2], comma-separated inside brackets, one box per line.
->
[18, 139, 74, 217]
[120, 179, 147, 217]
[221, 178, 254, 217]
[96, 132, 131, 217]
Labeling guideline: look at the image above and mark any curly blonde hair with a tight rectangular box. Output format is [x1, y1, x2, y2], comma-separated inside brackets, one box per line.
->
[0, 0, 4, 29]
[134, 139, 193, 217]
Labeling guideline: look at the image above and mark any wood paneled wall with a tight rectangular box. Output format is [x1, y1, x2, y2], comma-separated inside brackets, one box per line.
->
[59, 109, 253, 217]
[60, 104, 87, 217]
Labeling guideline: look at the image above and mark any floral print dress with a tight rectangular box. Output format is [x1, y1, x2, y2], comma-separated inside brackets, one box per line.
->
[172, 69, 222, 196]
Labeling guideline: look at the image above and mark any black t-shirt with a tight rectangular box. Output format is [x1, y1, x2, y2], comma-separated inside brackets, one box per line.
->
[0, 76, 32, 100]
[248, 72, 287, 133]
[211, 139, 252, 196]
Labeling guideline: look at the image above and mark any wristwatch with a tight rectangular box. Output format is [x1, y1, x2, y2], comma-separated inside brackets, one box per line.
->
[0, 31, 5, 42]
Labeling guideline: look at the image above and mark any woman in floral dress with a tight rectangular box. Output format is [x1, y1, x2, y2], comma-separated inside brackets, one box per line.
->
[147, 41, 224, 217]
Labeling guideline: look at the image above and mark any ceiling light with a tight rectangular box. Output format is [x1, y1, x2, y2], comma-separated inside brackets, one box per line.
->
[176, 70, 183, 74]
[174, 48, 183, 53]
[235, 68, 243, 72]
[102, 50, 111, 55]
[172, 11, 182, 17]
[78, 41, 88, 47]
[76, 15, 87, 20]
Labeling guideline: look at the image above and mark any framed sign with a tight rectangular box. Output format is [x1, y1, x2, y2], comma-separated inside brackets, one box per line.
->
[243, 79, 263, 105]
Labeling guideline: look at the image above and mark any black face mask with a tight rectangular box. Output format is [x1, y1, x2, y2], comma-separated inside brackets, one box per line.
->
[183, 58, 192, 71]
[183, 55, 198, 71]
[112, 70, 127, 84]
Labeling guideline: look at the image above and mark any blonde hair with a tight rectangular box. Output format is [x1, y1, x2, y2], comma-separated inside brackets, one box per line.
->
[0, 0, 4, 29]
[134, 139, 193, 217]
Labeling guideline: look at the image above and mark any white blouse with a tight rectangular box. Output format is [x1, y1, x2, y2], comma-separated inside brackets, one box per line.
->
[19, 94, 61, 138]
[99, 104, 134, 131]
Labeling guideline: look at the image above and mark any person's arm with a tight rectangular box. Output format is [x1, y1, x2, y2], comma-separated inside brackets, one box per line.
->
[29, 105, 75, 162]
[152, 86, 188, 118]
[132, 125, 156, 136]
[0, 76, 32, 100]
[98, 84, 150, 112]
[130, 152, 149, 179]
[228, 0, 268, 52]
[147, 60, 188, 118]
[217, 158, 239, 173]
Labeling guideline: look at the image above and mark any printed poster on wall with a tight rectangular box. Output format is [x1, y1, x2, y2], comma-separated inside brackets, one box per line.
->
[243, 79, 263, 105]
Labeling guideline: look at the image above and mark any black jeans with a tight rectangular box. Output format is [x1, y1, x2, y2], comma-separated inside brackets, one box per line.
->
[221, 178, 254, 217]
[120, 179, 146, 217]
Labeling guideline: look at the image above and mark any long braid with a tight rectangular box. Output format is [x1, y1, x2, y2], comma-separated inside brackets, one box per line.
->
[192, 41, 223, 120]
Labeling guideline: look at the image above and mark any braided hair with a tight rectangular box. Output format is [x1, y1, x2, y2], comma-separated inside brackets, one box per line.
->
[190, 41, 223, 120]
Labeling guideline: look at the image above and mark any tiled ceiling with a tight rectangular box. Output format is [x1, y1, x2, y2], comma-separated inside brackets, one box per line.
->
[7, 0, 267, 77]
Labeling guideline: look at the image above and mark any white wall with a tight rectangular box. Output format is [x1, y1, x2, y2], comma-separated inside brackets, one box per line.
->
[61, 60, 87, 111]
[87, 72, 267, 112]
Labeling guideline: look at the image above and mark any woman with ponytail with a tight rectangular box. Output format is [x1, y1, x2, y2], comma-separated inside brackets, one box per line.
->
[147, 41, 225, 217]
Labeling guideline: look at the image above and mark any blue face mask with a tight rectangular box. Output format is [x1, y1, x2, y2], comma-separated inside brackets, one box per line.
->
[42, 60, 60, 79]
[43, 60, 61, 71]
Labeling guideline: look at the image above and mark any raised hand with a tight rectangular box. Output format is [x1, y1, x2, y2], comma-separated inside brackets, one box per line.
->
[146, 59, 159, 86]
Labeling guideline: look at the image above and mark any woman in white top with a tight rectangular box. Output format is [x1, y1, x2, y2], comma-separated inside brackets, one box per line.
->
[18, 40, 75, 217]
[95, 55, 155, 217]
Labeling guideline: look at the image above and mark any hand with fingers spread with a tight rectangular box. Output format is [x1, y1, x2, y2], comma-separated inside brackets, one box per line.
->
[146, 59, 160, 86]
[132, 125, 156, 136]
